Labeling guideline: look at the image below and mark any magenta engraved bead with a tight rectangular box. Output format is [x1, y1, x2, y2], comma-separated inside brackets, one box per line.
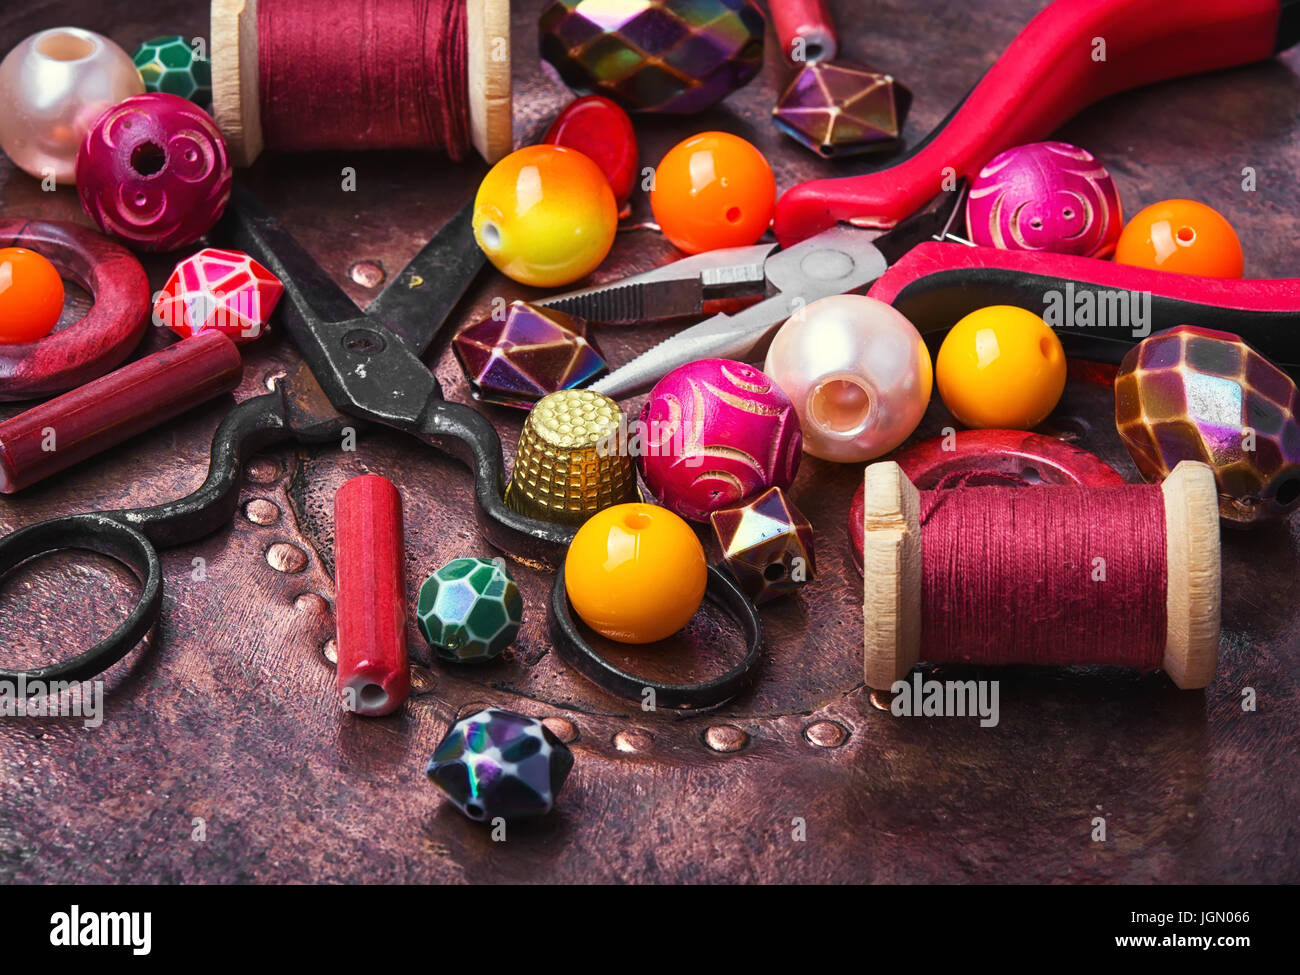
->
[965, 141, 1122, 258]
[636, 358, 802, 522]
[75, 93, 232, 252]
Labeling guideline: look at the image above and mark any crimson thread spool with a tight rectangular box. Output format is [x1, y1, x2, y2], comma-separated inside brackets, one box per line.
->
[861, 460, 1221, 691]
[334, 474, 410, 717]
[210, 0, 512, 167]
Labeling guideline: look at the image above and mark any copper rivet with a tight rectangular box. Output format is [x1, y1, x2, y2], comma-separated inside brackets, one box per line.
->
[704, 724, 748, 753]
[264, 369, 287, 391]
[868, 689, 893, 712]
[244, 498, 282, 526]
[542, 716, 579, 743]
[293, 592, 329, 615]
[266, 542, 308, 573]
[408, 665, 438, 695]
[804, 720, 848, 748]
[322, 637, 338, 664]
[613, 728, 653, 753]
[246, 459, 281, 484]
[349, 260, 386, 288]
[456, 700, 490, 720]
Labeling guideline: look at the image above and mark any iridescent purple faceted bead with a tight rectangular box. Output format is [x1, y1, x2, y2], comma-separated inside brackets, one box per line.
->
[1115, 325, 1300, 525]
[773, 60, 911, 158]
[710, 487, 816, 603]
[452, 300, 606, 410]
[539, 0, 764, 114]
[426, 708, 574, 822]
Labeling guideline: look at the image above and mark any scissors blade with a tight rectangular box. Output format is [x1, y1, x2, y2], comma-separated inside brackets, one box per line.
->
[589, 228, 890, 399]
[365, 201, 485, 356]
[534, 241, 776, 323]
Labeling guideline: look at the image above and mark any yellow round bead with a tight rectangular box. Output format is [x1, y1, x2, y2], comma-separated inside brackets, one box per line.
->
[564, 502, 707, 645]
[472, 144, 617, 288]
[935, 305, 1067, 429]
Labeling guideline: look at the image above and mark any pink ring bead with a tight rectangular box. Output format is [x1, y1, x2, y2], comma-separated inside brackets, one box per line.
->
[637, 358, 802, 522]
[764, 295, 932, 463]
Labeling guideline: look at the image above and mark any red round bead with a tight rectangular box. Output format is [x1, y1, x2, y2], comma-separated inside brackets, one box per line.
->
[543, 95, 638, 208]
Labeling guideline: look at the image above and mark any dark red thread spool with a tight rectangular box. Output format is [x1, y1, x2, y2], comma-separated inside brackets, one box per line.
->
[861, 460, 1222, 690]
[210, 0, 512, 166]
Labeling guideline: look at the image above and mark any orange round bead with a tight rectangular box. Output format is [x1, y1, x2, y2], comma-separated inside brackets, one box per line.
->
[564, 502, 707, 644]
[649, 131, 775, 255]
[0, 247, 64, 344]
[1114, 199, 1243, 278]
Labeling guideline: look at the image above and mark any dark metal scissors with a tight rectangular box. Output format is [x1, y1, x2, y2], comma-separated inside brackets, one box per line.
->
[0, 183, 576, 687]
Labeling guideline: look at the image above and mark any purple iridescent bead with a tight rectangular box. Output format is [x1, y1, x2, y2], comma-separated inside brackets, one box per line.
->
[452, 300, 607, 410]
[539, 0, 764, 114]
[75, 93, 231, 251]
[773, 60, 911, 158]
[1115, 325, 1300, 525]
[965, 141, 1123, 258]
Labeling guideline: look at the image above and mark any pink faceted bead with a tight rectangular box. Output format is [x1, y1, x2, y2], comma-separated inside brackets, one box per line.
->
[637, 358, 802, 522]
[153, 248, 284, 343]
[76, 93, 232, 251]
[965, 141, 1123, 258]
[764, 295, 932, 463]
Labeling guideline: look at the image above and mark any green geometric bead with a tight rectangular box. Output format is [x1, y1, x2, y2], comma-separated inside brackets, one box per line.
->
[416, 557, 524, 663]
[133, 35, 212, 105]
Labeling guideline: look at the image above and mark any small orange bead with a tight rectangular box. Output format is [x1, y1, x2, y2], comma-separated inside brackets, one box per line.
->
[1114, 199, 1243, 278]
[564, 502, 707, 644]
[649, 131, 775, 255]
[0, 247, 65, 344]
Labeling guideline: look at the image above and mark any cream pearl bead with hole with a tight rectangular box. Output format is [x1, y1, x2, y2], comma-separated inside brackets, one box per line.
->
[0, 27, 144, 185]
[764, 294, 932, 463]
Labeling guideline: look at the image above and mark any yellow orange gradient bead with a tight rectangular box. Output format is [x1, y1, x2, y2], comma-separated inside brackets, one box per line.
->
[564, 502, 707, 644]
[472, 144, 617, 288]
[936, 305, 1066, 429]
[1114, 199, 1243, 278]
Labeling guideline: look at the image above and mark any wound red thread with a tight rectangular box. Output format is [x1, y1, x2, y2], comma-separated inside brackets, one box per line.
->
[258, 0, 471, 159]
[918, 484, 1167, 669]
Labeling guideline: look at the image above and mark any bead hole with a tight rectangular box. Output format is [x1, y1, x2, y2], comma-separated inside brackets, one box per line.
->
[481, 222, 502, 251]
[764, 562, 786, 582]
[465, 801, 486, 820]
[359, 683, 387, 710]
[1039, 336, 1055, 359]
[1176, 226, 1196, 244]
[809, 378, 872, 435]
[725, 206, 742, 223]
[624, 511, 653, 531]
[804, 42, 825, 61]
[130, 141, 166, 177]
[37, 31, 95, 61]
[1276, 478, 1300, 507]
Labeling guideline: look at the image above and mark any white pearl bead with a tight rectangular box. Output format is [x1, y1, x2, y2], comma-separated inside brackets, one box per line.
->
[0, 27, 144, 186]
[764, 294, 933, 463]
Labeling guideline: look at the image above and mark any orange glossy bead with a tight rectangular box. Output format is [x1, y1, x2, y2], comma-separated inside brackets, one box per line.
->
[0, 247, 64, 344]
[1114, 199, 1243, 278]
[936, 305, 1067, 429]
[473, 144, 618, 288]
[649, 131, 775, 255]
[564, 502, 707, 644]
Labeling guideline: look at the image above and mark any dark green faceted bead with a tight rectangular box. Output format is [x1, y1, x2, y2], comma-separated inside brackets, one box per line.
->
[133, 35, 212, 105]
[416, 557, 524, 663]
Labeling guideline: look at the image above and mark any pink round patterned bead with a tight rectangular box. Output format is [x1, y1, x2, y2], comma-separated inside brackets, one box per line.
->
[75, 93, 232, 252]
[965, 141, 1122, 258]
[636, 358, 802, 522]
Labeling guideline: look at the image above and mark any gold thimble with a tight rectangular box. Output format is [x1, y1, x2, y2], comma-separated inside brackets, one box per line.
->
[505, 389, 638, 525]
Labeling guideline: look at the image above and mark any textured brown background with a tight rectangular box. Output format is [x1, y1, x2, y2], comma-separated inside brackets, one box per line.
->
[1, 0, 1298, 883]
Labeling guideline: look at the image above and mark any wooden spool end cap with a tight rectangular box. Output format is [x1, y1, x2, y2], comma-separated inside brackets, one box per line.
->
[1160, 460, 1222, 689]
[210, 0, 514, 166]
[861, 461, 921, 691]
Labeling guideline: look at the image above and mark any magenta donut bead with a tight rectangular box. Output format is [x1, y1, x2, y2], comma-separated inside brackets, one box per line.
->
[636, 358, 802, 522]
[75, 93, 232, 252]
[965, 141, 1122, 258]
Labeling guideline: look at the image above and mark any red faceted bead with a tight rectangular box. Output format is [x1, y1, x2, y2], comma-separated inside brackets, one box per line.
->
[153, 247, 284, 343]
[543, 95, 638, 208]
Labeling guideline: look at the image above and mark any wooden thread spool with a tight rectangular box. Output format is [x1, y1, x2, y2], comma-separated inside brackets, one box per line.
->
[210, 0, 512, 167]
[861, 459, 1222, 690]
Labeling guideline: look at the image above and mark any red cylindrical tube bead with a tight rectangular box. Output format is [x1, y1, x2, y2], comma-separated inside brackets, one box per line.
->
[0, 331, 243, 494]
[333, 474, 410, 717]
[770, 0, 838, 64]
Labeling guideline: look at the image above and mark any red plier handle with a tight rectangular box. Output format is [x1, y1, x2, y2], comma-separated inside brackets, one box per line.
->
[866, 241, 1300, 373]
[774, 0, 1300, 244]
